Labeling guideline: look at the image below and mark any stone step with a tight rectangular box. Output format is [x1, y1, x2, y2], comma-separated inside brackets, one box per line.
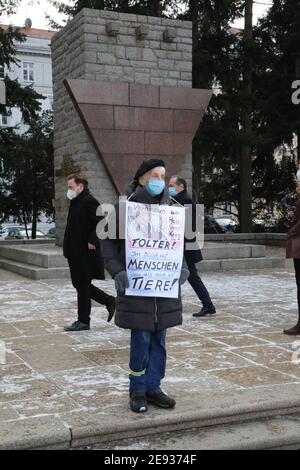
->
[94, 414, 300, 450]
[0, 244, 68, 268]
[69, 384, 300, 450]
[205, 233, 287, 247]
[0, 255, 285, 280]
[202, 243, 265, 260]
[0, 242, 285, 279]
[0, 257, 70, 280]
[0, 243, 266, 270]
[199, 256, 285, 272]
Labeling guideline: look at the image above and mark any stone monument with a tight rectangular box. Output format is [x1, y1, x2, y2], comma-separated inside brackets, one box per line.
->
[51, 8, 212, 245]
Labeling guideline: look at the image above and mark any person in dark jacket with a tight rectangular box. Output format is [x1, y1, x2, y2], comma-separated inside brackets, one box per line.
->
[168, 176, 216, 317]
[63, 174, 115, 332]
[284, 183, 300, 335]
[101, 159, 189, 413]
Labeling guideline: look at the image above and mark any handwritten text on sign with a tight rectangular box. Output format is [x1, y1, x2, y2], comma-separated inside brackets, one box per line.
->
[125, 201, 185, 298]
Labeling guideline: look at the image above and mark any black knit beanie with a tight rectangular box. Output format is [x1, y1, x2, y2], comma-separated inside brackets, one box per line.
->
[134, 159, 165, 181]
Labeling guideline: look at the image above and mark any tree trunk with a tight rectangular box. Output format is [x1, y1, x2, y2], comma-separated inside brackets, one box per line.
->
[149, 0, 162, 17]
[120, 0, 130, 11]
[22, 210, 29, 239]
[188, 0, 199, 198]
[31, 210, 37, 239]
[31, 165, 37, 239]
[189, 0, 198, 62]
[239, 0, 253, 233]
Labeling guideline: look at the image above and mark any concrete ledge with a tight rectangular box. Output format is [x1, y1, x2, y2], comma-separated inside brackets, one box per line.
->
[199, 257, 285, 272]
[4, 399, 300, 450]
[0, 245, 68, 268]
[205, 233, 287, 246]
[0, 416, 71, 450]
[98, 415, 300, 450]
[0, 243, 267, 266]
[0, 239, 56, 246]
[0, 256, 286, 278]
[0, 242, 285, 279]
[3, 376, 300, 449]
[251, 245, 266, 258]
[202, 244, 265, 260]
[198, 259, 221, 272]
[0, 257, 70, 280]
[67, 387, 300, 449]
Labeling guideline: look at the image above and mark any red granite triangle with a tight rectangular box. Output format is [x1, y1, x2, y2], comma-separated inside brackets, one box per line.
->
[65, 79, 212, 194]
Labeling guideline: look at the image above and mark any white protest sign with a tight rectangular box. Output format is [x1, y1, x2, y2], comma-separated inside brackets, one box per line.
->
[125, 201, 185, 298]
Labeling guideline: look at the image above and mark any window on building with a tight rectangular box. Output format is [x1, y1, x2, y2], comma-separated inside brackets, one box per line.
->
[0, 65, 4, 79]
[0, 114, 8, 127]
[23, 62, 34, 82]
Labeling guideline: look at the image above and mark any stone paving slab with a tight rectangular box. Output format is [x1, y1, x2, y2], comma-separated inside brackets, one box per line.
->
[1, 260, 300, 448]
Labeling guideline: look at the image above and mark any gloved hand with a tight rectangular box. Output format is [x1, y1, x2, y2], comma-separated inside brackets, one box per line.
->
[114, 270, 129, 294]
[106, 298, 116, 323]
[179, 268, 190, 285]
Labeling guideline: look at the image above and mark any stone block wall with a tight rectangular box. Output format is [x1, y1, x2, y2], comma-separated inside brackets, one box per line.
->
[51, 8, 194, 245]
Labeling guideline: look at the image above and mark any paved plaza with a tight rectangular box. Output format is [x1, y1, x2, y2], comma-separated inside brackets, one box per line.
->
[1, 253, 300, 449]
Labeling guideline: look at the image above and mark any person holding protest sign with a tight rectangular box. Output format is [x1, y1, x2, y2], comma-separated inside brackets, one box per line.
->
[63, 174, 116, 332]
[102, 159, 189, 413]
[169, 176, 216, 317]
[284, 182, 300, 335]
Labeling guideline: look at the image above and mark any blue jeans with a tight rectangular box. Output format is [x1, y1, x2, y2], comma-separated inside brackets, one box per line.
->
[129, 329, 166, 395]
[187, 259, 213, 309]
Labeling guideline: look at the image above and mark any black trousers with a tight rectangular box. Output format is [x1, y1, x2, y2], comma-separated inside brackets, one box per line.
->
[294, 259, 300, 321]
[186, 258, 213, 309]
[76, 283, 114, 324]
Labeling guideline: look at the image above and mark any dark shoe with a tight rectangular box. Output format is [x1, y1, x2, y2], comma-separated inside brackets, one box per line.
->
[64, 321, 90, 332]
[283, 322, 300, 335]
[130, 393, 148, 413]
[106, 297, 116, 323]
[193, 306, 216, 317]
[146, 391, 176, 409]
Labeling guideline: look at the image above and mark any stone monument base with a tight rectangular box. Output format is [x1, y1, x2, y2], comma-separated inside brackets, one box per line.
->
[0, 242, 285, 280]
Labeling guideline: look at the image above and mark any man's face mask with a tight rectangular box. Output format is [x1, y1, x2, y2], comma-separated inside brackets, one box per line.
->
[67, 189, 77, 200]
[168, 187, 178, 197]
[146, 179, 165, 197]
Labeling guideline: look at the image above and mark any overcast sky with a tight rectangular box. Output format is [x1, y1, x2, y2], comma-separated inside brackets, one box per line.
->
[1, 0, 272, 30]
[1, 0, 69, 29]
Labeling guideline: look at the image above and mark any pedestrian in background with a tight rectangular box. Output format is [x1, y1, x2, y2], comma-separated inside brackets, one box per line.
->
[284, 182, 300, 335]
[168, 176, 216, 317]
[63, 174, 116, 332]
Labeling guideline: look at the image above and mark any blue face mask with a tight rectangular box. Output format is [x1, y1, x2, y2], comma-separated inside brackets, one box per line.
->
[147, 179, 165, 197]
[168, 187, 178, 197]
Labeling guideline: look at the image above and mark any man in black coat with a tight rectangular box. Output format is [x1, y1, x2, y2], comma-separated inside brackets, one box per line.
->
[63, 174, 115, 331]
[101, 159, 189, 413]
[168, 176, 216, 317]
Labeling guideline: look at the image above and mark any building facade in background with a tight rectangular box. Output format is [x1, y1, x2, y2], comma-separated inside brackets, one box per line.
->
[0, 20, 55, 131]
